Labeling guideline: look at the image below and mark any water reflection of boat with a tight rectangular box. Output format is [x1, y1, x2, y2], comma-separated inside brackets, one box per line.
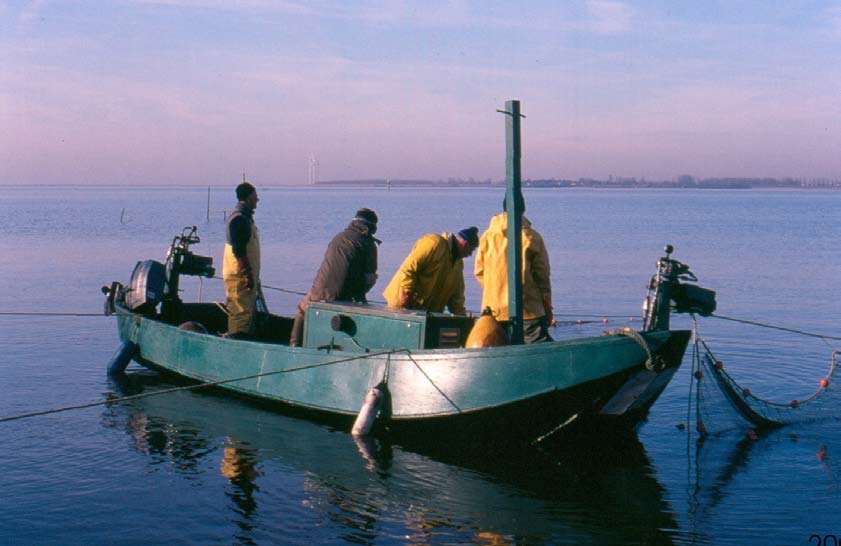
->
[103, 372, 680, 545]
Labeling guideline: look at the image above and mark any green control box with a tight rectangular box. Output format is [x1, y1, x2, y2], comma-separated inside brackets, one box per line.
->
[303, 302, 474, 352]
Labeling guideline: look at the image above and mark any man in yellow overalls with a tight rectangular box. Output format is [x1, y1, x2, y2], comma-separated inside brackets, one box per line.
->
[222, 182, 261, 338]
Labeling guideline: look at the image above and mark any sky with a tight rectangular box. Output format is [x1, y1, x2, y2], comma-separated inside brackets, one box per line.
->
[1, 0, 840, 185]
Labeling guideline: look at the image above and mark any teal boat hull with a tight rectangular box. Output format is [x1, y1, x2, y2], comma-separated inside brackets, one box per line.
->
[114, 302, 689, 441]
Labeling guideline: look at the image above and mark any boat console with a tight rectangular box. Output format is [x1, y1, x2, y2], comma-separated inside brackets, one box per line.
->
[303, 301, 475, 352]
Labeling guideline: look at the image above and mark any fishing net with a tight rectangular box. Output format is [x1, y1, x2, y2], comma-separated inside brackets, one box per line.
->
[699, 341, 837, 427]
[686, 317, 841, 435]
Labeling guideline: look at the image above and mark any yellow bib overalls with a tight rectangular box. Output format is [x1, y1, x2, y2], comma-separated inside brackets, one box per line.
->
[222, 219, 261, 335]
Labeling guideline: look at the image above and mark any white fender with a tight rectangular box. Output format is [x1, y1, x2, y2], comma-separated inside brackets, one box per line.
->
[351, 386, 385, 436]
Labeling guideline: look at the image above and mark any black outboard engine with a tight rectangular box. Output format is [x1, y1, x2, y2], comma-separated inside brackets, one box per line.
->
[642, 245, 716, 331]
[106, 227, 214, 319]
[160, 226, 215, 322]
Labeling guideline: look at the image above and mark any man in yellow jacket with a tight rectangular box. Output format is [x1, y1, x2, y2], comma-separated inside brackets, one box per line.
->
[383, 227, 479, 315]
[475, 199, 553, 343]
[222, 182, 261, 338]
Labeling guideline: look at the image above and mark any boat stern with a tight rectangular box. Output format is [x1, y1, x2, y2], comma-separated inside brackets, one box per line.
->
[598, 329, 691, 424]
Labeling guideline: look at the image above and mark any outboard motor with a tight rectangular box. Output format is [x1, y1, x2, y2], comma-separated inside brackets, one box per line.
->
[642, 245, 716, 331]
[160, 226, 215, 322]
[116, 226, 214, 319]
[124, 260, 166, 313]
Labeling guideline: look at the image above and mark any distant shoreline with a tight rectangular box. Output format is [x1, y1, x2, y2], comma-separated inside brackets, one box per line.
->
[312, 177, 841, 190]
[3, 178, 840, 190]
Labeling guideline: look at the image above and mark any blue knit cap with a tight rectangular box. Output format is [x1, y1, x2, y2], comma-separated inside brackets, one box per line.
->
[457, 226, 479, 248]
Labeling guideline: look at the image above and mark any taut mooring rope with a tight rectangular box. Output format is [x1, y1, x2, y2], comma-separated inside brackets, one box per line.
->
[0, 349, 401, 424]
[711, 313, 841, 341]
[0, 312, 110, 317]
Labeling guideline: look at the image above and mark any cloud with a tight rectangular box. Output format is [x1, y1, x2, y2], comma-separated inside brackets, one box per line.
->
[0, 47, 511, 183]
[585, 0, 632, 34]
[3, 1, 839, 183]
[126, 0, 312, 15]
[16, 0, 48, 34]
[124, 0, 470, 26]
[525, 78, 841, 179]
[826, 5, 841, 37]
[329, 0, 474, 28]
[124, 0, 559, 33]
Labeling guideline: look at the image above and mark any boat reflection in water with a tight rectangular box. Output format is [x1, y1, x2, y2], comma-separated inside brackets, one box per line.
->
[103, 372, 680, 546]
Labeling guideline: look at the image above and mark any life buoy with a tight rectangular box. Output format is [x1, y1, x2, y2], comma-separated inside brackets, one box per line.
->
[465, 307, 508, 348]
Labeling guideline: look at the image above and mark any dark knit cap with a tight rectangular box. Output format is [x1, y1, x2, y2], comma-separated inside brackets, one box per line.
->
[457, 226, 479, 248]
[355, 208, 378, 225]
[236, 182, 256, 201]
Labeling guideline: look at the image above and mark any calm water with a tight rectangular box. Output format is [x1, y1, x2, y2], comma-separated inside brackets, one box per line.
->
[1, 186, 840, 545]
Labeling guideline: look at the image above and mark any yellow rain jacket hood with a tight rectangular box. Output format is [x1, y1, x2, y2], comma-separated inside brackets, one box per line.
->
[383, 233, 467, 315]
[474, 213, 551, 320]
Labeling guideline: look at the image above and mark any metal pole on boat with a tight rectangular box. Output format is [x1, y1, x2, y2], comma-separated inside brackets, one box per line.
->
[501, 100, 525, 344]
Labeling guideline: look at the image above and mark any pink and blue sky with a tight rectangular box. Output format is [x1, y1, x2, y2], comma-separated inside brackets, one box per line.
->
[2, 0, 840, 185]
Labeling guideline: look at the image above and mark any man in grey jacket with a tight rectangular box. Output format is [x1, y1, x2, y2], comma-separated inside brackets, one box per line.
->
[289, 208, 379, 346]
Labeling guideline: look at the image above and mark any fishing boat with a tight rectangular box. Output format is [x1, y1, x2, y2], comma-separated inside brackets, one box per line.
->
[103, 100, 716, 443]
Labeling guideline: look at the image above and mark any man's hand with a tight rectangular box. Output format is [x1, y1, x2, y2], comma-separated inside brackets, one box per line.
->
[397, 290, 412, 308]
[543, 295, 556, 327]
[237, 257, 254, 290]
[364, 273, 378, 292]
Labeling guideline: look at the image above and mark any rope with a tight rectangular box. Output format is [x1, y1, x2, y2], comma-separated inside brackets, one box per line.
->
[214, 275, 640, 320]
[0, 312, 111, 317]
[0, 309, 625, 331]
[381, 352, 392, 384]
[532, 413, 580, 444]
[141, 275, 838, 340]
[686, 317, 701, 443]
[403, 351, 463, 413]
[691, 317, 710, 436]
[0, 349, 399, 424]
[711, 313, 841, 341]
[1, 346, 466, 423]
[602, 328, 661, 371]
[257, 283, 307, 297]
[554, 313, 641, 319]
[211, 275, 309, 297]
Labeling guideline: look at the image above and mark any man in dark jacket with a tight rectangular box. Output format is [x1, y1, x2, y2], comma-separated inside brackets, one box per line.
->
[289, 208, 380, 346]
